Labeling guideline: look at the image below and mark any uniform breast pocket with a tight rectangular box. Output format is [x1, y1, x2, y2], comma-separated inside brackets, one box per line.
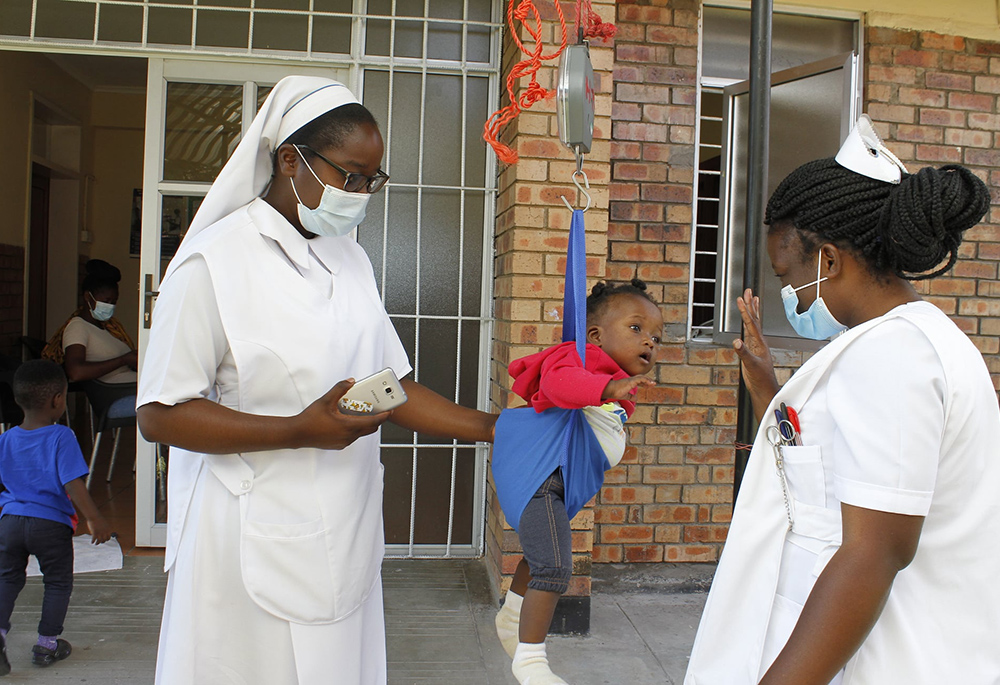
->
[780, 445, 826, 508]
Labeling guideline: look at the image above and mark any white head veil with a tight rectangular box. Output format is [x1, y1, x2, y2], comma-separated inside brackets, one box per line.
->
[165, 76, 360, 277]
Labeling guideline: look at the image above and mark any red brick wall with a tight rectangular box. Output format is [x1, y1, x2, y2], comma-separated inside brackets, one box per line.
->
[487, 0, 617, 597]
[598, 11, 1000, 566]
[866, 27, 1000, 385]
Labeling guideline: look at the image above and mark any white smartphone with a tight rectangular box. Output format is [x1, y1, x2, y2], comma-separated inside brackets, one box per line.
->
[338, 368, 408, 415]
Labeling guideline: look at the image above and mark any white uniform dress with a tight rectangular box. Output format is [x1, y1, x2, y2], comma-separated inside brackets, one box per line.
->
[139, 197, 410, 685]
[685, 301, 1000, 684]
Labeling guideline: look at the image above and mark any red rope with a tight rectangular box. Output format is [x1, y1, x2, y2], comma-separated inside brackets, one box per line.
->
[577, 0, 617, 41]
[483, 1, 616, 166]
[483, 0, 568, 165]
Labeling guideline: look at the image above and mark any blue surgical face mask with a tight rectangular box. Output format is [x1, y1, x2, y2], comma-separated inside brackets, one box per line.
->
[290, 147, 370, 237]
[780, 251, 848, 340]
[89, 294, 115, 322]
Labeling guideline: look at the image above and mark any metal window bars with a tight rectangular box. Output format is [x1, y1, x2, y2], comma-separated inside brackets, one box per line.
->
[688, 87, 724, 341]
[1, 0, 498, 66]
[366, 0, 499, 559]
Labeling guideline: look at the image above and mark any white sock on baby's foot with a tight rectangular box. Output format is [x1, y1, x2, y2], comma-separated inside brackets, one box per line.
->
[495, 591, 523, 658]
[512, 642, 568, 685]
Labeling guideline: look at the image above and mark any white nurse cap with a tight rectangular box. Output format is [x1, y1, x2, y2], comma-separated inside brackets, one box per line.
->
[834, 114, 908, 184]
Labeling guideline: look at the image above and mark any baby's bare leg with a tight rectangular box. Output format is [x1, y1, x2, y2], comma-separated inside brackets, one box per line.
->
[519, 587, 561, 643]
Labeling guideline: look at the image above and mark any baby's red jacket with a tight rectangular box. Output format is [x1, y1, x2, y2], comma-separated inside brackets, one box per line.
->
[509, 341, 636, 416]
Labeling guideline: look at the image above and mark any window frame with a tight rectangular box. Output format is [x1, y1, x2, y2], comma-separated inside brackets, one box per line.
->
[687, 3, 864, 346]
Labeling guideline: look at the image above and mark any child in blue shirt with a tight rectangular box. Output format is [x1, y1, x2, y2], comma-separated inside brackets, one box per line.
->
[0, 360, 112, 675]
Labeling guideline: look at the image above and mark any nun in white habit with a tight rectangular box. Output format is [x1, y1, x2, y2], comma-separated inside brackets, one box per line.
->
[138, 76, 496, 685]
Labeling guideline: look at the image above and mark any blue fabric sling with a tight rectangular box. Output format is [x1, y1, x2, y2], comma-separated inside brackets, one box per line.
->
[491, 209, 612, 532]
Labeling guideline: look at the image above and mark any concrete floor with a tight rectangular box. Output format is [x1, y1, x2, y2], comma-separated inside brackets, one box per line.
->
[1, 555, 163, 683]
[0, 556, 708, 684]
[0, 431, 711, 683]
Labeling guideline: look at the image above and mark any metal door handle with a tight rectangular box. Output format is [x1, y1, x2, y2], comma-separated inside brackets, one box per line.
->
[143, 274, 159, 329]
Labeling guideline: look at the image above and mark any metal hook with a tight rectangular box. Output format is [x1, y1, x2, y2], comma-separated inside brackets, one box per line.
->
[560, 148, 592, 212]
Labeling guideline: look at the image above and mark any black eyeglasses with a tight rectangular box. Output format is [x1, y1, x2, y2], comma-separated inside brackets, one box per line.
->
[296, 145, 390, 194]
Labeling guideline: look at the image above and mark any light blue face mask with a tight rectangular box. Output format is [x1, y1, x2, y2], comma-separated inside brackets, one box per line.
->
[89, 295, 115, 322]
[290, 147, 369, 237]
[779, 251, 848, 340]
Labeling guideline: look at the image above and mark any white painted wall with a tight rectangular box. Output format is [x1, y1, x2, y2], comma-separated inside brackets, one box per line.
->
[780, 0, 1000, 40]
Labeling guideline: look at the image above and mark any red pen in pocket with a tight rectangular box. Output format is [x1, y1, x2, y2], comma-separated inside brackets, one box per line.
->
[786, 406, 802, 445]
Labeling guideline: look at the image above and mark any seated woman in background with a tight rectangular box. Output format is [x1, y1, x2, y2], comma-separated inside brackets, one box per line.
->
[42, 259, 137, 417]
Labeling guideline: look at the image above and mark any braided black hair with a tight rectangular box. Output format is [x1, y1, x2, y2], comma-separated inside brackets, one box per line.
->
[587, 278, 655, 322]
[13, 360, 66, 412]
[765, 158, 990, 280]
[283, 103, 378, 154]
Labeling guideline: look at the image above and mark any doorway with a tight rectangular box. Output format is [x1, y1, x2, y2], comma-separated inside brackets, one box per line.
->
[135, 60, 350, 546]
[3, 50, 150, 552]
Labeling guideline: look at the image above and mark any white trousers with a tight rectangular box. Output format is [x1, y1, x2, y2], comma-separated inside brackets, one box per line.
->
[155, 468, 387, 685]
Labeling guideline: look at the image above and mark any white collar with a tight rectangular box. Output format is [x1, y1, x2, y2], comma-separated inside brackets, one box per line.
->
[249, 198, 343, 275]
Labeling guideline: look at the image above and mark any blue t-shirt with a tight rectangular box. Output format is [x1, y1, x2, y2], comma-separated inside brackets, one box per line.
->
[0, 424, 89, 527]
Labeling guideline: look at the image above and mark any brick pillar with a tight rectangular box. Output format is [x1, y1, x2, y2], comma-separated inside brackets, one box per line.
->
[596, 0, 737, 566]
[865, 27, 1000, 390]
[486, 0, 616, 635]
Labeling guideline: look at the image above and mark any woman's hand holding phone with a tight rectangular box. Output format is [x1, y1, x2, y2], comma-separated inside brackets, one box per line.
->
[295, 379, 393, 450]
[337, 368, 408, 415]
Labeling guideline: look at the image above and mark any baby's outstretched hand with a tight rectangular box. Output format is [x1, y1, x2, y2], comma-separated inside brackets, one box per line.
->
[603, 376, 655, 401]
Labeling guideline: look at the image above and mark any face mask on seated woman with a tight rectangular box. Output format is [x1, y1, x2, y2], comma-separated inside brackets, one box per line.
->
[88, 294, 115, 322]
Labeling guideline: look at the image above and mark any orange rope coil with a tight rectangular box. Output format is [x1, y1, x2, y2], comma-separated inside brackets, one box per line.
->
[483, 0, 568, 165]
[577, 0, 617, 42]
[482, 1, 616, 166]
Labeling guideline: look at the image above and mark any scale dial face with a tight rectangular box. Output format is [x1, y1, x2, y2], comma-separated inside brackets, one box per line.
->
[557, 43, 595, 154]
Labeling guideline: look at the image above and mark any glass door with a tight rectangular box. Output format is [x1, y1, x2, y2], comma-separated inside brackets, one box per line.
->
[135, 59, 349, 546]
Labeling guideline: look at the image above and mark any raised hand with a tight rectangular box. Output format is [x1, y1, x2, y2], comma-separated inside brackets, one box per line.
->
[603, 375, 656, 401]
[733, 288, 780, 421]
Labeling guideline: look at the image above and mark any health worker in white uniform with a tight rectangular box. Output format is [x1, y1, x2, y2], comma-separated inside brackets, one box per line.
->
[685, 115, 1000, 685]
[137, 76, 496, 685]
